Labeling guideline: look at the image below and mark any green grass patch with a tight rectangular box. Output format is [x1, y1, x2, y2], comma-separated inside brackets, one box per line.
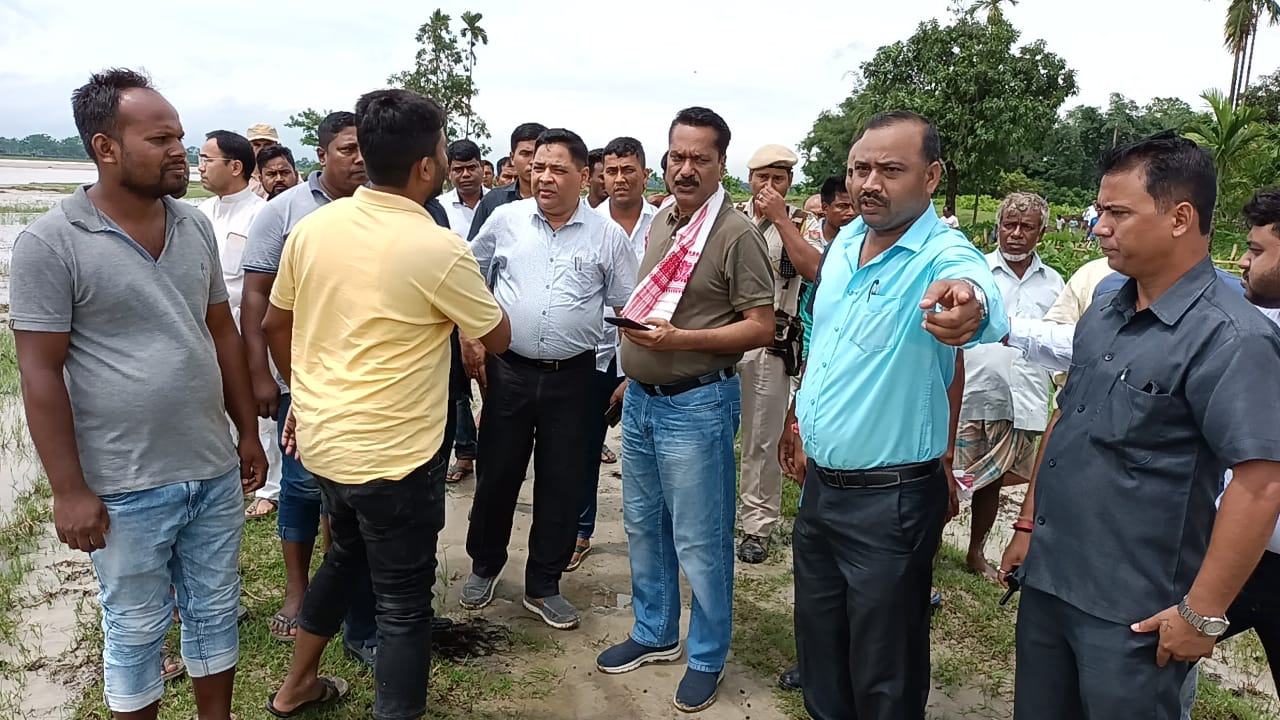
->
[0, 182, 212, 200]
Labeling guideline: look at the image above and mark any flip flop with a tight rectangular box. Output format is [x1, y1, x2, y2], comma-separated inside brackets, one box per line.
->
[245, 497, 278, 519]
[600, 445, 618, 464]
[566, 538, 592, 572]
[446, 463, 474, 484]
[266, 676, 349, 718]
[270, 612, 298, 642]
[161, 649, 186, 683]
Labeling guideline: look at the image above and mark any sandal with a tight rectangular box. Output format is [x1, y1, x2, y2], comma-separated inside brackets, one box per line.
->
[266, 676, 349, 718]
[565, 538, 591, 572]
[161, 648, 186, 683]
[600, 445, 617, 465]
[245, 497, 277, 519]
[270, 612, 298, 642]
[446, 462, 474, 484]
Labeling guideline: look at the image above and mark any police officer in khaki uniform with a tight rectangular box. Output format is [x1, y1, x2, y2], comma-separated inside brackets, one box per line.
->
[734, 144, 824, 563]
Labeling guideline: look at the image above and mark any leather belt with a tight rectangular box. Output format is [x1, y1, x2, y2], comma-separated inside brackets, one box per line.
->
[499, 350, 595, 372]
[637, 367, 736, 397]
[815, 460, 941, 489]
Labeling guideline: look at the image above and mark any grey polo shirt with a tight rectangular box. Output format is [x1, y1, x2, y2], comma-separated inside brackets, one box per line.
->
[470, 198, 637, 361]
[1023, 257, 1280, 624]
[8, 187, 238, 496]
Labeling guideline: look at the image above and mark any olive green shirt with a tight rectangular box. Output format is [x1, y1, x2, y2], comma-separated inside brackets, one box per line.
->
[620, 199, 774, 385]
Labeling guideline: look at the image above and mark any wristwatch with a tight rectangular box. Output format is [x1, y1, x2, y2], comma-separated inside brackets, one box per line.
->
[1177, 596, 1230, 637]
[960, 279, 989, 321]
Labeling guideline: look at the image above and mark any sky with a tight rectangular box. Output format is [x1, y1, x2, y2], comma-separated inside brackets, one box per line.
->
[1, 0, 1278, 180]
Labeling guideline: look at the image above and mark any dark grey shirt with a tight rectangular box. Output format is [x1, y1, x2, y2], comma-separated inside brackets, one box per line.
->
[1023, 257, 1280, 624]
[8, 187, 238, 496]
[467, 181, 524, 241]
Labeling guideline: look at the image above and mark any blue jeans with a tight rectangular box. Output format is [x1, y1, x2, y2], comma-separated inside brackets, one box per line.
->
[276, 392, 322, 545]
[276, 393, 378, 646]
[90, 468, 243, 712]
[621, 375, 740, 673]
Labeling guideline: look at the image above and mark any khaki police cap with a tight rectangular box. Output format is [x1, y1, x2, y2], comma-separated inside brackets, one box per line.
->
[747, 144, 798, 171]
[246, 124, 279, 142]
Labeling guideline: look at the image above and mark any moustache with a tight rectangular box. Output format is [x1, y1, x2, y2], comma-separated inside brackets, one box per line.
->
[860, 193, 886, 206]
[674, 177, 699, 188]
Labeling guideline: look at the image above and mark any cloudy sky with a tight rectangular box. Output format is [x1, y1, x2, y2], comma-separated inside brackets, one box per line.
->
[1, 0, 1277, 180]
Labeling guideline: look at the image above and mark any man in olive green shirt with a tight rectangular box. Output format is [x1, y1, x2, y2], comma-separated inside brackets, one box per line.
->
[596, 107, 774, 714]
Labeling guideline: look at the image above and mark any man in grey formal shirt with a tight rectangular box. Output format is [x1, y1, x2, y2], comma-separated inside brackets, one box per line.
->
[459, 128, 639, 630]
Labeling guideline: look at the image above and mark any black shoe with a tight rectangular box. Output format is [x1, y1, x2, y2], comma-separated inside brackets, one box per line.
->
[778, 664, 801, 691]
[343, 640, 376, 669]
[431, 616, 455, 632]
[737, 534, 769, 564]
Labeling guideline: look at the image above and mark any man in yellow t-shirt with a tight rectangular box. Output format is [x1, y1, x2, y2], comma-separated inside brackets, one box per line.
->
[264, 89, 510, 719]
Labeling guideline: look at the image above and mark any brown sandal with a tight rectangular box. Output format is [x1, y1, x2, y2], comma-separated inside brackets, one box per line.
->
[565, 538, 591, 572]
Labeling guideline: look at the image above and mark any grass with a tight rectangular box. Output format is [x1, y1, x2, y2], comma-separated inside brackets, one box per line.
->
[0, 182, 212, 199]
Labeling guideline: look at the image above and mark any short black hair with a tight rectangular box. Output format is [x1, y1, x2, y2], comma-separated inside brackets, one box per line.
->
[534, 128, 589, 168]
[659, 150, 669, 175]
[448, 139, 482, 164]
[603, 136, 647, 168]
[588, 148, 605, 169]
[205, 130, 255, 180]
[495, 156, 509, 173]
[669, 106, 731, 158]
[857, 111, 942, 165]
[256, 144, 296, 170]
[354, 89, 445, 186]
[1243, 187, 1280, 236]
[71, 68, 154, 161]
[820, 175, 847, 205]
[1102, 131, 1217, 235]
[482, 159, 494, 171]
[317, 111, 357, 151]
[510, 122, 547, 152]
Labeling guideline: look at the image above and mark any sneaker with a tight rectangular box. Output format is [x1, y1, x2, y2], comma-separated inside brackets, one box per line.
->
[522, 594, 580, 630]
[459, 573, 499, 610]
[342, 639, 376, 669]
[596, 637, 684, 674]
[736, 534, 769, 564]
[777, 664, 801, 691]
[674, 668, 724, 713]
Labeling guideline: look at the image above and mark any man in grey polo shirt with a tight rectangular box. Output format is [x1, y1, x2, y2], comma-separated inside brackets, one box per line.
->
[1001, 133, 1280, 719]
[459, 128, 637, 630]
[10, 68, 266, 719]
[240, 111, 378, 659]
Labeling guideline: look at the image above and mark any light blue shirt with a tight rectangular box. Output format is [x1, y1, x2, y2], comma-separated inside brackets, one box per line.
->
[471, 197, 638, 361]
[797, 208, 1010, 471]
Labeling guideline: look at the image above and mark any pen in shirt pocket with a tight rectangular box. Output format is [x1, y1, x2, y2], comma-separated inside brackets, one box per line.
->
[868, 279, 880, 299]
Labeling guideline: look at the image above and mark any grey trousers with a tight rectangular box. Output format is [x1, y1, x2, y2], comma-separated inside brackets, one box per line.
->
[1014, 587, 1191, 720]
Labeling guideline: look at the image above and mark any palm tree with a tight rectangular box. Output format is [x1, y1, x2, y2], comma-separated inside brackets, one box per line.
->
[1243, 1, 1280, 97]
[965, 0, 1018, 23]
[459, 11, 488, 140]
[1184, 89, 1266, 213]
[1222, 0, 1280, 107]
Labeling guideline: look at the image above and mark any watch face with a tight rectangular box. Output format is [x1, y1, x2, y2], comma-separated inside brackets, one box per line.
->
[1203, 619, 1229, 636]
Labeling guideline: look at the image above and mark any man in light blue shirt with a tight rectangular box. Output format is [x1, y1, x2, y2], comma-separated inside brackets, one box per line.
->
[460, 129, 638, 631]
[782, 111, 1009, 720]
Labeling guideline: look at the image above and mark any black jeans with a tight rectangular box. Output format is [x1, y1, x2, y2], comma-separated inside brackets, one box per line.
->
[577, 358, 619, 540]
[793, 461, 948, 720]
[1223, 550, 1280, 692]
[448, 329, 476, 460]
[296, 450, 448, 720]
[1014, 586, 1189, 720]
[466, 352, 596, 598]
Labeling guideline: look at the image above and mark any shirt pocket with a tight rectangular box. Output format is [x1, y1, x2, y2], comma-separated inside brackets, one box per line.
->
[221, 232, 247, 276]
[848, 294, 901, 354]
[556, 255, 601, 301]
[1088, 378, 1176, 468]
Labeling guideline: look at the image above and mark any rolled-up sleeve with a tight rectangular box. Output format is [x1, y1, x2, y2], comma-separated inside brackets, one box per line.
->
[1188, 332, 1280, 466]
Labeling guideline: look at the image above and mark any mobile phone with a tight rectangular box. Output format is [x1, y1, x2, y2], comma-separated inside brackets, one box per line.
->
[604, 400, 623, 427]
[605, 316, 653, 331]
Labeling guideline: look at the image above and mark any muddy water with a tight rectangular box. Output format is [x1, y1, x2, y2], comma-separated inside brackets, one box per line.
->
[0, 399, 36, 516]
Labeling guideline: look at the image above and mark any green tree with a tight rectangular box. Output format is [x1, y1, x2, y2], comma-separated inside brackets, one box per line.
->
[1184, 89, 1267, 221]
[799, 87, 868, 186]
[459, 11, 489, 140]
[966, 0, 1018, 23]
[1240, 68, 1280, 122]
[285, 108, 334, 148]
[1142, 97, 1197, 133]
[808, 13, 1076, 222]
[388, 9, 490, 152]
[1222, 0, 1280, 106]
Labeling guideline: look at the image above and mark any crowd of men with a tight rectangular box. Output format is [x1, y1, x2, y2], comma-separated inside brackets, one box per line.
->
[8, 67, 1280, 720]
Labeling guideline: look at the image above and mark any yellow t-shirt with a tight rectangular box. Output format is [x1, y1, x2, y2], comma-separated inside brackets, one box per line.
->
[271, 187, 503, 483]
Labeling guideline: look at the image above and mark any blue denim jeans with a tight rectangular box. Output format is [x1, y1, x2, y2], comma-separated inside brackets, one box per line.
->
[620, 375, 741, 673]
[90, 467, 243, 712]
[276, 392, 322, 545]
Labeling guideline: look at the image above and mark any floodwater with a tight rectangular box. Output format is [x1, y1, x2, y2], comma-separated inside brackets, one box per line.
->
[0, 401, 38, 517]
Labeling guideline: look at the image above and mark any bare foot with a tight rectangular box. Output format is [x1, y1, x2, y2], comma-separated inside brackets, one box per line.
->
[966, 553, 1000, 583]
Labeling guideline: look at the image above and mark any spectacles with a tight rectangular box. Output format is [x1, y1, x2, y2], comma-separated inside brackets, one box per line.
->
[198, 155, 231, 167]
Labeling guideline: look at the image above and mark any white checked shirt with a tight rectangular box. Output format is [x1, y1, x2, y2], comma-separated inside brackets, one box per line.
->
[442, 186, 487, 242]
[596, 199, 659, 375]
[959, 251, 1064, 431]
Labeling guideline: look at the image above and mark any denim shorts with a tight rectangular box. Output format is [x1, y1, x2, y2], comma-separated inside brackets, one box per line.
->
[276, 392, 323, 544]
[90, 467, 244, 712]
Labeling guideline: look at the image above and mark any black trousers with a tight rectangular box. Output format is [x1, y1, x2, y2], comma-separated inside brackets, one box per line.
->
[1014, 586, 1189, 720]
[793, 461, 948, 720]
[1223, 550, 1280, 691]
[466, 352, 597, 598]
